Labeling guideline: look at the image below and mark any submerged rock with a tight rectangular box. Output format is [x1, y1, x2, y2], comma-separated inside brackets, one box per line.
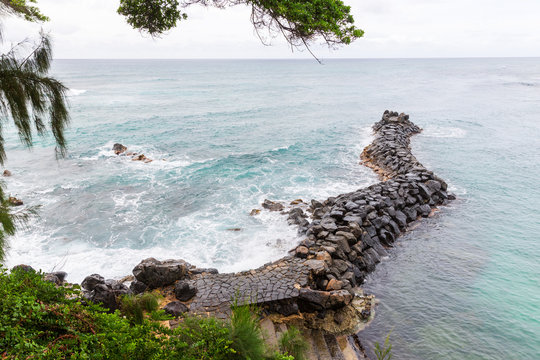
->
[3, 169, 11, 177]
[262, 199, 284, 212]
[112, 143, 127, 155]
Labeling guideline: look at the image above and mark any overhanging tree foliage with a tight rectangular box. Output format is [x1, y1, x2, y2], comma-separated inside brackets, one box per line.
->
[118, 0, 364, 59]
[0, 0, 69, 261]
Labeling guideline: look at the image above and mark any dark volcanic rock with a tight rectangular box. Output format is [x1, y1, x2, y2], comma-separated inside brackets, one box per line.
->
[132, 258, 189, 288]
[81, 274, 105, 291]
[163, 301, 188, 317]
[130, 280, 148, 294]
[11, 264, 35, 273]
[82, 276, 131, 311]
[174, 281, 197, 301]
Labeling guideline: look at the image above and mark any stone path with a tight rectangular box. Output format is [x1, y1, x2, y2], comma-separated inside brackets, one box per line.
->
[186, 256, 312, 315]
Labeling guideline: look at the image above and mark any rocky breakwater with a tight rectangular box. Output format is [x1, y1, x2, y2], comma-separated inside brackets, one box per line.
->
[290, 110, 454, 294]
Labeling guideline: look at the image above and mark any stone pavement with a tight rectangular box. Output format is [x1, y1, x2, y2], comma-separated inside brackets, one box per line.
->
[185, 256, 312, 315]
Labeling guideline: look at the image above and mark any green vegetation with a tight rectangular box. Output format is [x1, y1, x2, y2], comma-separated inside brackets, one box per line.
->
[0, 0, 48, 22]
[0, 0, 70, 261]
[278, 326, 309, 360]
[118, 0, 364, 59]
[374, 331, 393, 360]
[0, 266, 298, 359]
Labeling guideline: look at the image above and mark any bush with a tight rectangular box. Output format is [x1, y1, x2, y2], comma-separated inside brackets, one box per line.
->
[0, 266, 300, 359]
[279, 326, 309, 360]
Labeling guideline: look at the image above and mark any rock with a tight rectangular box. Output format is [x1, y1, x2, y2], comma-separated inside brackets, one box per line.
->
[304, 259, 328, 276]
[50, 271, 68, 283]
[295, 246, 309, 258]
[227, 228, 242, 232]
[163, 301, 188, 317]
[112, 143, 127, 155]
[11, 264, 35, 273]
[8, 197, 23, 206]
[290, 199, 304, 205]
[298, 288, 352, 311]
[190, 267, 219, 275]
[45, 272, 67, 285]
[262, 199, 284, 212]
[418, 204, 432, 217]
[83, 279, 131, 311]
[132, 258, 189, 288]
[43, 273, 60, 285]
[2, 170, 11, 177]
[130, 280, 148, 294]
[250, 209, 261, 216]
[174, 281, 197, 301]
[320, 218, 338, 232]
[81, 274, 105, 291]
[315, 251, 332, 263]
[326, 278, 343, 291]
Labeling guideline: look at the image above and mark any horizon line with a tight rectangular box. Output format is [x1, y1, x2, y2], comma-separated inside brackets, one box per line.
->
[53, 56, 540, 61]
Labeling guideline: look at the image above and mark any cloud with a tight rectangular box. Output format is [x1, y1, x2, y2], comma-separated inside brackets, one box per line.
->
[2, 0, 539, 58]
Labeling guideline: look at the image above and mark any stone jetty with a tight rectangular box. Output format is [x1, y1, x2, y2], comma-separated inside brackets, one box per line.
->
[13, 111, 453, 359]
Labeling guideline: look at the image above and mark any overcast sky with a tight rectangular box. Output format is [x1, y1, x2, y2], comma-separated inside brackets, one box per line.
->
[3, 0, 540, 59]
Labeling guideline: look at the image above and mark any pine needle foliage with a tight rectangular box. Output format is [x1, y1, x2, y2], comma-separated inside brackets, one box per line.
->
[229, 300, 267, 360]
[374, 331, 393, 360]
[278, 326, 308, 360]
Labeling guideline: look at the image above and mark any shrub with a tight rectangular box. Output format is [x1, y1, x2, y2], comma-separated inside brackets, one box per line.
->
[0, 266, 298, 359]
[229, 301, 267, 360]
[279, 326, 309, 360]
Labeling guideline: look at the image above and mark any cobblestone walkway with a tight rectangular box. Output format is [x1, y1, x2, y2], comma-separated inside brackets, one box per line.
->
[187, 256, 312, 314]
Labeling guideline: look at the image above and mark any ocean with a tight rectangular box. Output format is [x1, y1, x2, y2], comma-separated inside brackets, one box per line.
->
[3, 58, 539, 359]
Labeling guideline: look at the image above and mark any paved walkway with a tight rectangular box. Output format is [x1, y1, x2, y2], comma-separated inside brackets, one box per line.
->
[186, 257, 312, 314]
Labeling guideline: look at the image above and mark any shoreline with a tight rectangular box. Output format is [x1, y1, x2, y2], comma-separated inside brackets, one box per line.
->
[10, 110, 454, 359]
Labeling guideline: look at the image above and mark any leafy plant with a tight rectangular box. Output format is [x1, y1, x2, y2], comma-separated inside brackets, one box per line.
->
[279, 326, 308, 360]
[0, 267, 296, 359]
[374, 331, 393, 360]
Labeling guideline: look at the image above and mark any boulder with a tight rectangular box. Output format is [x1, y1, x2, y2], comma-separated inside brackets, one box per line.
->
[298, 288, 352, 311]
[3, 169, 11, 177]
[132, 258, 190, 288]
[83, 278, 131, 311]
[81, 274, 105, 291]
[50, 271, 68, 283]
[112, 143, 127, 155]
[174, 281, 197, 301]
[163, 301, 188, 317]
[11, 264, 35, 273]
[262, 199, 284, 212]
[295, 246, 309, 258]
[43, 273, 61, 285]
[130, 280, 148, 294]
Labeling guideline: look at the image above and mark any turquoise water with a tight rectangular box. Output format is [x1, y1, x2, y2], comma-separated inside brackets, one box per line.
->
[3, 59, 540, 359]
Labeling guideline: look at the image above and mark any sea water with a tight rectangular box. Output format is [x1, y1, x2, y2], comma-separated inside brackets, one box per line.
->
[3, 58, 539, 359]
